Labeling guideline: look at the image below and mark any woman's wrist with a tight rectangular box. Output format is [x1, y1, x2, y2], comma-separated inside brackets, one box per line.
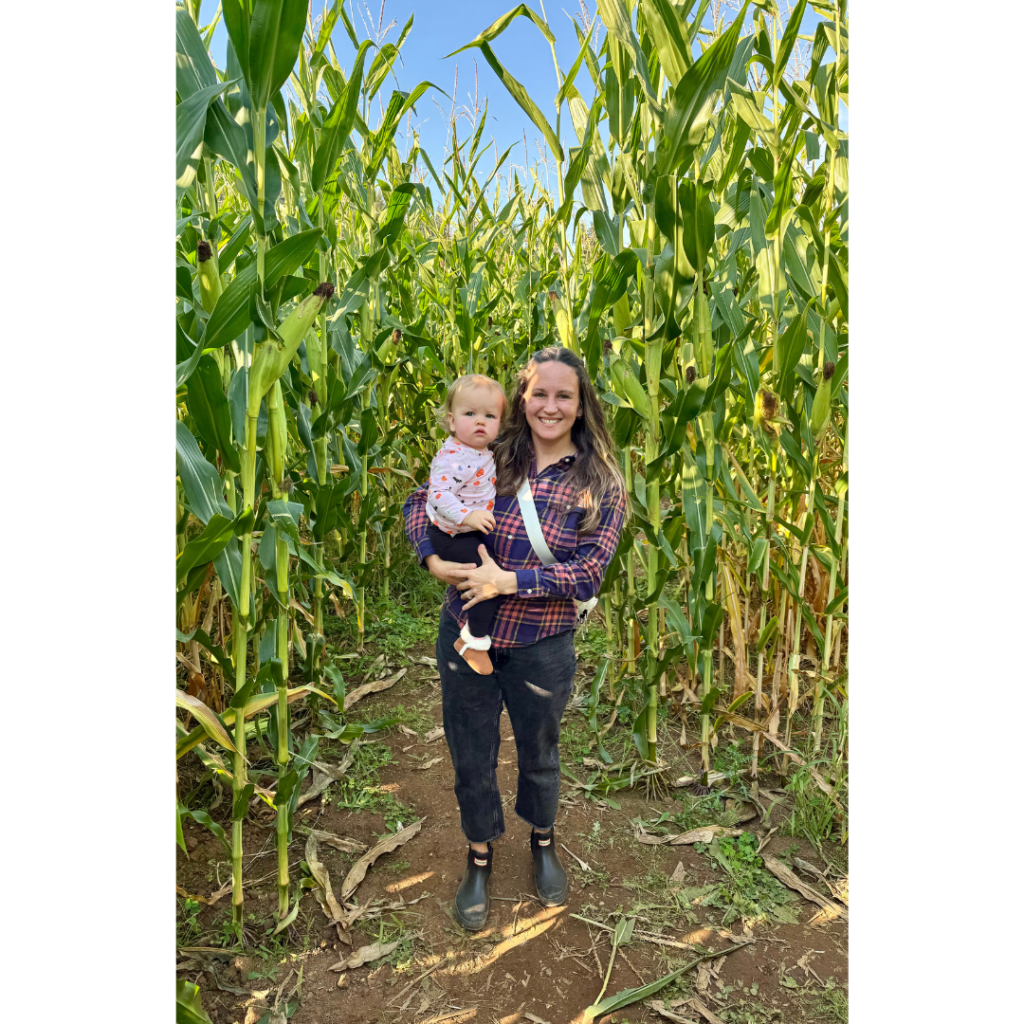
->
[499, 569, 518, 595]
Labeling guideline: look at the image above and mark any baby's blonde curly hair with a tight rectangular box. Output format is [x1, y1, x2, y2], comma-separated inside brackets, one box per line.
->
[435, 374, 508, 432]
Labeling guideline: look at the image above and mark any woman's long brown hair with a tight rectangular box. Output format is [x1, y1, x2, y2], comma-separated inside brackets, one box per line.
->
[492, 346, 629, 534]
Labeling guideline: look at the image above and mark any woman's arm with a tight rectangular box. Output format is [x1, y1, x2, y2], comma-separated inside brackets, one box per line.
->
[455, 490, 626, 609]
[401, 484, 436, 566]
[521, 490, 626, 601]
[402, 484, 477, 584]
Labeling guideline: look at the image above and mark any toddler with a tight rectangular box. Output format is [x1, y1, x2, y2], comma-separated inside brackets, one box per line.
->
[426, 374, 506, 674]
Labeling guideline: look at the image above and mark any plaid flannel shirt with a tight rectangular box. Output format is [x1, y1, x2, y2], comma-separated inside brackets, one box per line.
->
[402, 453, 626, 648]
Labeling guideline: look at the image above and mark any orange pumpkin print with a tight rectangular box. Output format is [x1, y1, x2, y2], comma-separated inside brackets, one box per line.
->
[486, 500, 494, 510]
[476, 468, 484, 476]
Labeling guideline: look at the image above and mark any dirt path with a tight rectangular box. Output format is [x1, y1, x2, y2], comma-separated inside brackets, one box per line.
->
[178, 647, 847, 1024]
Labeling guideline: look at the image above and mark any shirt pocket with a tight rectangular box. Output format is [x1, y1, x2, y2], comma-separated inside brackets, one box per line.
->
[540, 501, 581, 561]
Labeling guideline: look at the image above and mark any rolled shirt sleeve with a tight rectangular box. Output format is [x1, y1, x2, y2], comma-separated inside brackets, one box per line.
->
[516, 488, 626, 600]
[402, 484, 436, 567]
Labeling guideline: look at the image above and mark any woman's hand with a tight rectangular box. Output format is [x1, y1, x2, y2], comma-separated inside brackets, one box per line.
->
[425, 554, 478, 587]
[451, 545, 519, 609]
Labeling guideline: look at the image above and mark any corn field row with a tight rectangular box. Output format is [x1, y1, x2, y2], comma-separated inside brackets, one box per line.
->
[175, 0, 849, 935]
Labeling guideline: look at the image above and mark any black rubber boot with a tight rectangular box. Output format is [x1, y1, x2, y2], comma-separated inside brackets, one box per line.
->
[454, 843, 493, 931]
[531, 827, 568, 907]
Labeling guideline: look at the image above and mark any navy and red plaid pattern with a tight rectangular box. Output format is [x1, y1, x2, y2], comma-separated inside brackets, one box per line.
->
[403, 453, 626, 648]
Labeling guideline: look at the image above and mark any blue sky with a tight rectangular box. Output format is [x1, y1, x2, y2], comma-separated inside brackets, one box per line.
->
[197, 0, 847, 194]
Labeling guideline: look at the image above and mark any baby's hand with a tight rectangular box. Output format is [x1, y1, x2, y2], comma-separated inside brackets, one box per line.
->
[463, 509, 496, 534]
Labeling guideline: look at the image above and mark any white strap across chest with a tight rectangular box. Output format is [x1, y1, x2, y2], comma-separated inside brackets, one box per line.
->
[515, 477, 557, 566]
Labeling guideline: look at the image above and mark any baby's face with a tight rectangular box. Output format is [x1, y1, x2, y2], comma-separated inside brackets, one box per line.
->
[447, 385, 504, 449]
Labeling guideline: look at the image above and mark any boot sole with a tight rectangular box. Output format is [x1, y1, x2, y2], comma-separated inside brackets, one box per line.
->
[535, 887, 568, 908]
[454, 904, 489, 931]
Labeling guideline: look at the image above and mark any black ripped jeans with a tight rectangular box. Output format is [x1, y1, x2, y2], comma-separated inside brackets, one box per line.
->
[427, 522, 502, 639]
[436, 609, 577, 843]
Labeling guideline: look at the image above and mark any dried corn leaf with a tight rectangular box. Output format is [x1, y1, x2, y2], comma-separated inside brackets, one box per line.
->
[647, 1000, 698, 1023]
[300, 827, 367, 854]
[763, 856, 847, 920]
[423, 726, 445, 742]
[329, 937, 404, 971]
[339, 819, 424, 901]
[344, 668, 406, 710]
[414, 756, 444, 770]
[688, 997, 727, 1024]
[305, 834, 346, 924]
[637, 825, 743, 846]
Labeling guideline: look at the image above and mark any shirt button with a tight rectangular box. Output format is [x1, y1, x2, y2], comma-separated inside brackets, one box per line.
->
[527, 589, 532, 594]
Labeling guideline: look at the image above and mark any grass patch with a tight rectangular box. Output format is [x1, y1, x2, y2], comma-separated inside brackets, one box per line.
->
[334, 742, 416, 832]
[807, 979, 848, 1022]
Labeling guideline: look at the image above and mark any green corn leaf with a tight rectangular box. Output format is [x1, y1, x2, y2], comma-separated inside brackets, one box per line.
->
[176, 421, 232, 525]
[488, 40, 563, 161]
[748, 536, 769, 578]
[644, 0, 692, 86]
[445, 4, 555, 57]
[757, 615, 779, 651]
[176, 79, 237, 188]
[701, 341, 735, 411]
[311, 39, 373, 192]
[248, 0, 308, 110]
[187, 355, 241, 473]
[176, 691, 238, 754]
[596, 0, 661, 116]
[776, 302, 811, 401]
[186, 808, 232, 855]
[222, 0, 254, 96]
[177, 979, 215, 1024]
[555, 15, 597, 105]
[656, 0, 750, 176]
[176, 513, 235, 586]
[773, 0, 808, 88]
[203, 228, 322, 349]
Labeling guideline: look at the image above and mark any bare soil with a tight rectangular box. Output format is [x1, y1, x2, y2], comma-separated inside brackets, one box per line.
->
[177, 634, 847, 1024]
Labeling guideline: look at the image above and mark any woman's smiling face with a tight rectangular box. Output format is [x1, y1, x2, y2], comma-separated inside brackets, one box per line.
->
[522, 360, 581, 447]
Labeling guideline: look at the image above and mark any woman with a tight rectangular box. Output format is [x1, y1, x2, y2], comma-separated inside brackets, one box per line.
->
[402, 346, 628, 931]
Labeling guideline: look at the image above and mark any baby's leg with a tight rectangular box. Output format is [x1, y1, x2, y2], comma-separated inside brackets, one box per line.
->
[445, 530, 493, 675]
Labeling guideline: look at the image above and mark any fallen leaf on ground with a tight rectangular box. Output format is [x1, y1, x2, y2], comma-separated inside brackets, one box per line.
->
[423, 726, 445, 742]
[398, 724, 419, 738]
[647, 1000, 698, 1023]
[637, 825, 743, 846]
[344, 668, 406, 710]
[299, 827, 367, 854]
[696, 962, 712, 995]
[763, 856, 847, 920]
[688, 997, 727, 1024]
[669, 862, 688, 886]
[414, 756, 444, 770]
[339, 819, 424, 901]
[329, 937, 406, 971]
[305, 834, 346, 924]
[793, 856, 824, 878]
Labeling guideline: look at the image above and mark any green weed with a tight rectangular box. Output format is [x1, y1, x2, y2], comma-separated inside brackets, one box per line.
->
[702, 832, 796, 926]
[809, 979, 848, 1022]
[714, 741, 751, 775]
[334, 741, 415, 832]
[176, 896, 202, 946]
[783, 756, 848, 854]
